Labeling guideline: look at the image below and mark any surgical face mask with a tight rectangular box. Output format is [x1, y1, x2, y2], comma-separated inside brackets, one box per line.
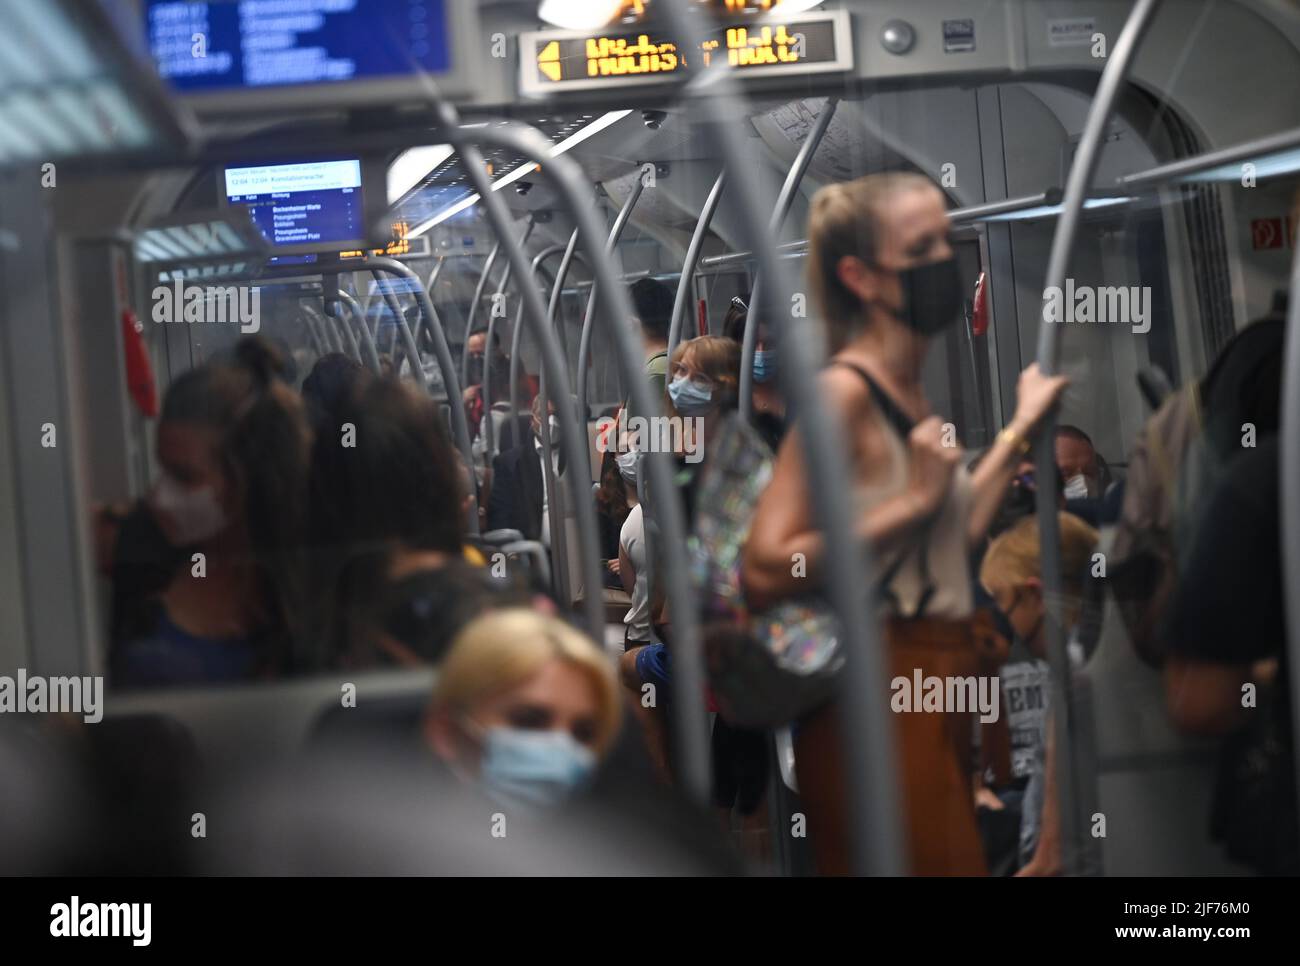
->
[883, 256, 964, 337]
[615, 449, 639, 484]
[668, 375, 714, 416]
[752, 349, 777, 384]
[151, 472, 227, 546]
[1063, 473, 1095, 500]
[474, 724, 596, 810]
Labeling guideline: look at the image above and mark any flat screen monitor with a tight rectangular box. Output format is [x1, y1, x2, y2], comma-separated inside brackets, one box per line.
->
[143, 0, 479, 112]
[224, 159, 367, 255]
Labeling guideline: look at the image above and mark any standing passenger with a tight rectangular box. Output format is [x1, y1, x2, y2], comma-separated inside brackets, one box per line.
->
[741, 173, 1068, 875]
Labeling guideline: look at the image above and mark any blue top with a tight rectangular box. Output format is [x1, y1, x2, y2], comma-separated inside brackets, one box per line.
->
[115, 609, 260, 688]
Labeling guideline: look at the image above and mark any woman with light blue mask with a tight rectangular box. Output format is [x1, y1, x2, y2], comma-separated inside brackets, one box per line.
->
[721, 296, 787, 451]
[423, 609, 622, 812]
[664, 335, 742, 472]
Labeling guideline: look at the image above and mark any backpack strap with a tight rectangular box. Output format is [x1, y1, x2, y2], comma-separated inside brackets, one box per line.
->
[829, 360, 937, 619]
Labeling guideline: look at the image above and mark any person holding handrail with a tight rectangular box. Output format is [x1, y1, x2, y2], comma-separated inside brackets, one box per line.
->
[741, 172, 1068, 875]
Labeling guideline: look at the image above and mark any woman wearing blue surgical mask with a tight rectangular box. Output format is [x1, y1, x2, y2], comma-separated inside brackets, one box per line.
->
[722, 296, 787, 451]
[423, 609, 622, 811]
[665, 336, 742, 478]
[96, 337, 312, 688]
[742, 173, 1069, 876]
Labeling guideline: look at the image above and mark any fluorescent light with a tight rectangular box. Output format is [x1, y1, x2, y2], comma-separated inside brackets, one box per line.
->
[537, 0, 626, 30]
[978, 195, 1136, 223]
[388, 144, 455, 205]
[409, 111, 632, 237]
[1179, 148, 1300, 183]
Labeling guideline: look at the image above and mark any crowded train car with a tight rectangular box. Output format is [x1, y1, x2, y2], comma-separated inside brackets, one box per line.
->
[0, 0, 1298, 899]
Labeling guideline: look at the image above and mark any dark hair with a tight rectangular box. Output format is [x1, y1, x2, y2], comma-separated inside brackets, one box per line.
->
[1055, 424, 1094, 448]
[720, 296, 749, 344]
[629, 277, 675, 343]
[1200, 317, 1284, 453]
[325, 378, 466, 555]
[159, 335, 313, 668]
[302, 353, 368, 438]
[310, 379, 467, 665]
[595, 449, 631, 527]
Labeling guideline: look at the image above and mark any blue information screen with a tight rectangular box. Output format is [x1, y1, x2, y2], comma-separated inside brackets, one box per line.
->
[225, 160, 364, 248]
[147, 0, 451, 91]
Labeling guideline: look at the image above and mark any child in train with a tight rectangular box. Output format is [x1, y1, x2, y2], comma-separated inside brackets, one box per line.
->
[979, 512, 1100, 875]
[740, 172, 1069, 875]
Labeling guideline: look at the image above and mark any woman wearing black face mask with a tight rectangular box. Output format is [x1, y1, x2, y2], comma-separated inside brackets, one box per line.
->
[742, 173, 1068, 876]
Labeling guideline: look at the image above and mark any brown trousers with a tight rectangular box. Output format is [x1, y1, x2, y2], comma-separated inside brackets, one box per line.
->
[793, 615, 1000, 876]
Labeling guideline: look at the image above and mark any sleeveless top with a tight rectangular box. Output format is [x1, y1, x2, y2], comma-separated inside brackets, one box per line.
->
[834, 362, 974, 621]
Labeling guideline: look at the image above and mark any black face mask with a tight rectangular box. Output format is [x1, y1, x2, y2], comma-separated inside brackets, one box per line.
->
[889, 256, 964, 337]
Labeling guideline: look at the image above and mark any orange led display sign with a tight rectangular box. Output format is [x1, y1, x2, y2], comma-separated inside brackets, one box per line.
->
[520, 10, 851, 96]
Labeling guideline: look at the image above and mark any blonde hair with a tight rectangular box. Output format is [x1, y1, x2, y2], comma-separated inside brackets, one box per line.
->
[430, 609, 622, 754]
[980, 513, 1100, 623]
[806, 172, 939, 350]
[669, 335, 741, 410]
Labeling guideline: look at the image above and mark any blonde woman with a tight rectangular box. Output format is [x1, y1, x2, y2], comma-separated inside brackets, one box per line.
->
[742, 173, 1069, 874]
[423, 609, 622, 809]
[980, 512, 1100, 875]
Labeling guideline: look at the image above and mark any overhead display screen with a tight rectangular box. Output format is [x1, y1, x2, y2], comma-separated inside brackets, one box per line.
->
[146, 0, 451, 91]
[225, 160, 365, 251]
[520, 10, 851, 96]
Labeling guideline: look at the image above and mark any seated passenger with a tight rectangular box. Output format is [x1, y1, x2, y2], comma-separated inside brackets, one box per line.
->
[339, 557, 536, 669]
[978, 512, 1099, 875]
[101, 337, 313, 687]
[311, 377, 470, 668]
[423, 609, 622, 810]
[595, 449, 633, 591]
[740, 172, 1067, 875]
[1055, 424, 1110, 526]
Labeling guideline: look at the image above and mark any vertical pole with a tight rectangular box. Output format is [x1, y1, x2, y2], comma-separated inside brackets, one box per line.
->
[659, 0, 901, 871]
[1032, 0, 1162, 875]
[668, 170, 727, 359]
[740, 97, 839, 421]
[577, 174, 648, 420]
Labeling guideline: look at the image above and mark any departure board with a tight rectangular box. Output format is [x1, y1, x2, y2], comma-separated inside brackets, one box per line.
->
[225, 160, 365, 252]
[146, 0, 452, 92]
[520, 10, 851, 96]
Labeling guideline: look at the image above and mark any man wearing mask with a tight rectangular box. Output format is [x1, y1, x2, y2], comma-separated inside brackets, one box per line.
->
[1055, 425, 1108, 526]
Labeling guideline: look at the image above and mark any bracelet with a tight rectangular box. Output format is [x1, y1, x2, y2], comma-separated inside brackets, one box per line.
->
[997, 426, 1031, 457]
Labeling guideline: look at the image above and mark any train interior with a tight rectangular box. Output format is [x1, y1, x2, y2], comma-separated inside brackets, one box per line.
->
[0, 0, 1298, 876]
